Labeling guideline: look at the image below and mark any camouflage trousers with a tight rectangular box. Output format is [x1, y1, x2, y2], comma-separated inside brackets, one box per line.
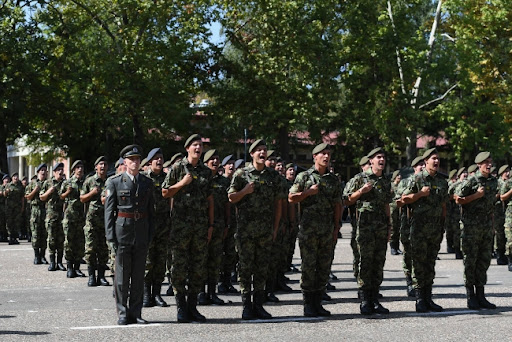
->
[494, 212, 505, 254]
[285, 223, 298, 271]
[451, 213, 461, 251]
[350, 211, 359, 278]
[84, 221, 109, 267]
[235, 226, 272, 295]
[410, 215, 443, 290]
[298, 227, 334, 293]
[461, 219, 493, 287]
[30, 206, 47, 249]
[356, 212, 388, 291]
[505, 227, 512, 256]
[0, 205, 6, 237]
[6, 207, 22, 239]
[267, 223, 286, 284]
[46, 213, 64, 255]
[400, 211, 412, 277]
[63, 215, 85, 263]
[170, 216, 208, 295]
[389, 204, 400, 249]
[221, 225, 237, 280]
[145, 215, 170, 285]
[205, 224, 224, 284]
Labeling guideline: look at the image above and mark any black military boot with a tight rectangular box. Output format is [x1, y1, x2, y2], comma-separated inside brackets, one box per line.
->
[48, 254, 57, 271]
[153, 283, 169, 307]
[143, 283, 154, 307]
[415, 288, 428, 312]
[496, 251, 508, 265]
[74, 262, 86, 277]
[208, 282, 225, 305]
[455, 249, 463, 260]
[359, 290, 373, 315]
[57, 252, 66, 271]
[466, 286, 479, 310]
[33, 248, 42, 265]
[276, 273, 292, 292]
[508, 256, 512, 272]
[315, 291, 331, 317]
[40, 249, 48, 264]
[198, 284, 211, 306]
[8, 237, 20, 245]
[475, 286, 496, 309]
[405, 274, 415, 297]
[166, 276, 174, 296]
[187, 293, 206, 322]
[218, 274, 229, 294]
[303, 292, 318, 317]
[372, 289, 389, 314]
[87, 266, 97, 287]
[265, 277, 279, 303]
[253, 290, 272, 319]
[97, 265, 110, 286]
[425, 286, 443, 312]
[66, 262, 76, 278]
[175, 293, 190, 323]
[242, 292, 256, 320]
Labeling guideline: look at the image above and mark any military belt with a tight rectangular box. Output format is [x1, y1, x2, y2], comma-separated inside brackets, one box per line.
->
[118, 211, 147, 221]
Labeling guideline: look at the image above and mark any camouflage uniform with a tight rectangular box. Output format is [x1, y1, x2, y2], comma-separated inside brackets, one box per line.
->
[394, 178, 413, 280]
[25, 179, 47, 251]
[228, 164, 282, 295]
[81, 174, 109, 268]
[500, 179, 512, 258]
[342, 177, 360, 278]
[389, 181, 400, 251]
[448, 180, 463, 254]
[220, 175, 238, 290]
[0, 183, 8, 241]
[403, 170, 448, 292]
[40, 177, 65, 257]
[60, 175, 85, 264]
[456, 171, 498, 287]
[144, 169, 171, 299]
[5, 180, 24, 240]
[284, 178, 298, 273]
[161, 158, 212, 295]
[344, 168, 391, 294]
[494, 178, 506, 258]
[290, 166, 342, 294]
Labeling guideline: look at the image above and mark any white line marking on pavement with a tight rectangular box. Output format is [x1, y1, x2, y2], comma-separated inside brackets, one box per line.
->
[406, 309, 478, 317]
[7, 300, 16, 303]
[28, 311, 38, 313]
[0, 248, 32, 252]
[241, 317, 323, 323]
[71, 324, 164, 330]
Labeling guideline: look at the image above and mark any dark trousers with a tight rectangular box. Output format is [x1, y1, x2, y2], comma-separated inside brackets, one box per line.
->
[114, 244, 148, 320]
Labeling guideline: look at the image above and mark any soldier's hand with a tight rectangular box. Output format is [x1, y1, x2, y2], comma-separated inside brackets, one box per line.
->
[476, 186, 485, 197]
[420, 186, 430, 197]
[67, 186, 72, 192]
[243, 182, 255, 194]
[308, 183, 320, 195]
[181, 174, 194, 186]
[50, 186, 56, 193]
[360, 182, 373, 194]
[91, 186, 100, 195]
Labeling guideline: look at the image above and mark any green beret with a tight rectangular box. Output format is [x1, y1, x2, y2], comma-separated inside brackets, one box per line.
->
[184, 134, 202, 148]
[391, 170, 400, 181]
[140, 158, 148, 167]
[499, 165, 510, 176]
[94, 156, 107, 166]
[312, 143, 330, 155]
[267, 150, 276, 159]
[71, 160, 83, 171]
[285, 163, 294, 170]
[115, 158, 124, 169]
[119, 144, 143, 159]
[456, 167, 466, 178]
[422, 148, 438, 160]
[249, 139, 266, 154]
[11, 172, 19, 177]
[367, 147, 383, 159]
[359, 156, 369, 166]
[162, 160, 172, 168]
[170, 153, 184, 165]
[203, 149, 218, 163]
[411, 156, 424, 167]
[474, 151, 491, 164]
[490, 166, 496, 174]
[448, 169, 457, 179]
[468, 164, 478, 173]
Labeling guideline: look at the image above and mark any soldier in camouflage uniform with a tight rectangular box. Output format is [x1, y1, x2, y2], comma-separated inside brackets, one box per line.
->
[500, 167, 512, 272]
[25, 164, 48, 264]
[40, 163, 66, 271]
[284, 163, 298, 274]
[59, 160, 86, 278]
[344, 147, 391, 315]
[401, 148, 448, 312]
[142, 148, 171, 308]
[198, 149, 230, 306]
[289, 143, 342, 317]
[0, 175, 11, 242]
[161, 134, 214, 323]
[5, 173, 25, 245]
[228, 139, 282, 320]
[449, 168, 467, 259]
[389, 170, 402, 255]
[455, 151, 498, 310]
[80, 156, 110, 287]
[494, 165, 509, 265]
[444, 169, 458, 253]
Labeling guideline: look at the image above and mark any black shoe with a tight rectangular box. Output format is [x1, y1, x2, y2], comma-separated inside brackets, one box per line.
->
[48, 255, 57, 271]
[390, 247, 403, 255]
[447, 245, 455, 253]
[134, 317, 148, 324]
[329, 271, 338, 280]
[198, 292, 211, 306]
[153, 283, 169, 307]
[87, 266, 97, 287]
[242, 293, 256, 320]
[66, 262, 76, 278]
[359, 290, 374, 315]
[188, 293, 206, 322]
[117, 317, 129, 325]
[40, 250, 49, 264]
[97, 267, 110, 286]
[57, 253, 66, 271]
[326, 282, 336, 291]
[455, 250, 463, 259]
[8, 238, 20, 245]
[372, 290, 389, 314]
[74, 263, 86, 277]
[415, 289, 428, 313]
[315, 291, 331, 317]
[476, 286, 496, 309]
[425, 287, 443, 312]
[322, 292, 332, 301]
[496, 252, 508, 265]
[176, 294, 191, 323]
[466, 286, 480, 310]
[226, 284, 240, 294]
[33, 249, 42, 265]
[253, 291, 272, 319]
[407, 285, 415, 298]
[166, 284, 175, 296]
[218, 282, 229, 294]
[266, 292, 280, 303]
[143, 283, 154, 307]
[303, 292, 318, 317]
[508, 256, 512, 272]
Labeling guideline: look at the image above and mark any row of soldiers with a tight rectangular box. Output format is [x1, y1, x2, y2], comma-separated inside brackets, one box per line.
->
[1, 137, 509, 322]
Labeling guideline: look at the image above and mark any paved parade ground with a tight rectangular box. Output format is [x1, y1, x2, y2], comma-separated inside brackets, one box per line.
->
[1, 222, 511, 342]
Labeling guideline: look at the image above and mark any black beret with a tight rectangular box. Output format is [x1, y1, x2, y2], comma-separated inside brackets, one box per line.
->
[234, 159, 244, 169]
[312, 143, 330, 155]
[221, 154, 235, 166]
[120, 145, 143, 159]
[367, 147, 384, 159]
[71, 160, 83, 171]
[115, 157, 124, 169]
[499, 165, 510, 176]
[36, 163, 47, 173]
[475, 151, 491, 164]
[170, 153, 184, 165]
[203, 149, 218, 163]
[94, 155, 107, 166]
[249, 139, 266, 154]
[53, 162, 64, 171]
[184, 134, 202, 148]
[146, 148, 162, 162]
[422, 148, 438, 160]
[2, 174, 10, 181]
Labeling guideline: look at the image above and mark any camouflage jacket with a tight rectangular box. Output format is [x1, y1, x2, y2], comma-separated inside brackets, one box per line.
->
[5, 181, 24, 210]
[402, 169, 449, 217]
[212, 173, 230, 228]
[25, 179, 45, 208]
[81, 173, 107, 215]
[344, 168, 392, 215]
[144, 169, 170, 214]
[456, 171, 498, 217]
[60, 175, 84, 215]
